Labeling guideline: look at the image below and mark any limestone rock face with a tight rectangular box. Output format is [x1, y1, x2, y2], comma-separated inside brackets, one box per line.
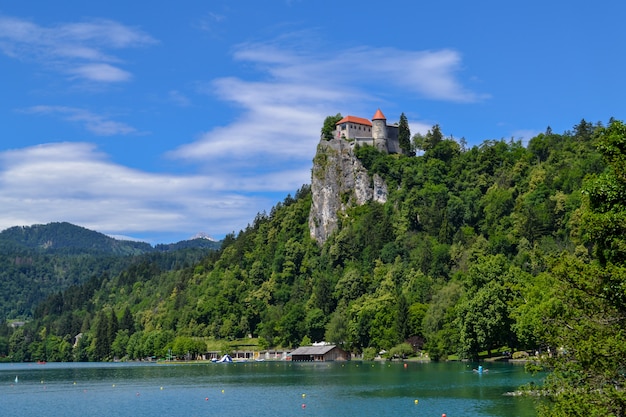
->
[309, 138, 388, 245]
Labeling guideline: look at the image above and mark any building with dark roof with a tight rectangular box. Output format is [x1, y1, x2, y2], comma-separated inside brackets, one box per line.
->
[289, 345, 350, 362]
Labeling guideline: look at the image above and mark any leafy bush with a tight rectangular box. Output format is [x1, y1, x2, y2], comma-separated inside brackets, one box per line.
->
[362, 347, 378, 361]
[389, 342, 414, 359]
[512, 350, 529, 359]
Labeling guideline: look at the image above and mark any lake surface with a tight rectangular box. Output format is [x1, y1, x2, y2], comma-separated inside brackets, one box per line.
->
[0, 361, 540, 417]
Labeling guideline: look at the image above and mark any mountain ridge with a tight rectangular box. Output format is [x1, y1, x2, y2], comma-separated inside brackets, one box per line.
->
[0, 222, 221, 255]
[0, 221, 221, 318]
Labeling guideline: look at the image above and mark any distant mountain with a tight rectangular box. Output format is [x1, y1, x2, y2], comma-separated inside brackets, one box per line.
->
[155, 237, 221, 251]
[0, 222, 152, 255]
[0, 222, 222, 254]
[0, 222, 222, 318]
[189, 232, 218, 242]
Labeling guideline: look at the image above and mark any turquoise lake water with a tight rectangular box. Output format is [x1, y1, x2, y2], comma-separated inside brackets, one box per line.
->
[0, 361, 540, 417]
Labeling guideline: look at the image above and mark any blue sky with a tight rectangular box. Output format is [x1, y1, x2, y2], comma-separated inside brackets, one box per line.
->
[1, 1, 624, 244]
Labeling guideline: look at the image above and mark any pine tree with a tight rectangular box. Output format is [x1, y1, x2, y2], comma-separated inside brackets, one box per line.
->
[398, 113, 412, 155]
[107, 310, 119, 348]
[120, 306, 135, 334]
[93, 311, 110, 361]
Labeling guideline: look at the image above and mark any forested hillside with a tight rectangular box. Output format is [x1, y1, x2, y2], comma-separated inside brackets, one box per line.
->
[3, 118, 626, 415]
[0, 222, 220, 318]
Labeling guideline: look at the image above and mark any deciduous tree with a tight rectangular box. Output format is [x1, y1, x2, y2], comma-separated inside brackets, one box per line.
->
[321, 113, 342, 140]
[538, 119, 626, 416]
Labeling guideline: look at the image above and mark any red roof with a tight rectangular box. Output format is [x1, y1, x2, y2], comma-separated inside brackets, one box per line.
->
[372, 108, 386, 120]
[336, 115, 372, 126]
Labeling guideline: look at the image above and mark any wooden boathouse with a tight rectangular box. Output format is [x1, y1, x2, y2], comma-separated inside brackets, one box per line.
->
[289, 345, 349, 362]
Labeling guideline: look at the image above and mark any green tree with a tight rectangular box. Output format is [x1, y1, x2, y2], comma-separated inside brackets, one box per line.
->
[9, 327, 31, 362]
[389, 342, 413, 359]
[398, 112, 412, 155]
[410, 125, 445, 155]
[305, 308, 327, 343]
[582, 119, 626, 264]
[44, 335, 72, 362]
[394, 293, 409, 341]
[406, 302, 427, 337]
[120, 306, 135, 334]
[537, 119, 626, 416]
[92, 311, 111, 361]
[325, 303, 349, 347]
[422, 281, 462, 361]
[412, 132, 425, 154]
[321, 113, 342, 140]
[424, 124, 443, 151]
[108, 310, 119, 349]
[126, 331, 145, 359]
[457, 280, 513, 360]
[111, 330, 130, 359]
[73, 333, 91, 362]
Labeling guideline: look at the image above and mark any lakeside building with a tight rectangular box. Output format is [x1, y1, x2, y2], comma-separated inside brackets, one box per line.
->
[289, 345, 350, 362]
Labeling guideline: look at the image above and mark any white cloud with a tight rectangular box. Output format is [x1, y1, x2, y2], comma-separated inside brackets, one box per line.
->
[69, 63, 132, 83]
[161, 43, 480, 231]
[170, 40, 485, 190]
[0, 32, 486, 242]
[22, 106, 139, 136]
[196, 11, 227, 36]
[231, 43, 485, 102]
[0, 15, 156, 83]
[168, 90, 191, 107]
[0, 142, 268, 240]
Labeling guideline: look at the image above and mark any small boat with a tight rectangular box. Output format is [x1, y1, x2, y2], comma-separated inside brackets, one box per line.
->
[15, 376, 18, 383]
[215, 354, 233, 363]
[473, 365, 488, 374]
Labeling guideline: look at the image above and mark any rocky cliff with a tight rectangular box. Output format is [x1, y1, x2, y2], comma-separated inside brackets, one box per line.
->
[308, 138, 388, 245]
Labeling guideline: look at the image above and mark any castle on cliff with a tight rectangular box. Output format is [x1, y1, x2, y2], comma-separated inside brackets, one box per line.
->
[335, 109, 400, 153]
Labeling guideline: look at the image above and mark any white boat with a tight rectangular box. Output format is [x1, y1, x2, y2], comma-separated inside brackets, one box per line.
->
[215, 354, 233, 363]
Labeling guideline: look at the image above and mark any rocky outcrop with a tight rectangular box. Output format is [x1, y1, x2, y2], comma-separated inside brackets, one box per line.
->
[309, 138, 388, 245]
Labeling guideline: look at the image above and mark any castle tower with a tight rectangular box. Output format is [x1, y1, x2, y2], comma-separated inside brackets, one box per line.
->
[371, 108, 388, 152]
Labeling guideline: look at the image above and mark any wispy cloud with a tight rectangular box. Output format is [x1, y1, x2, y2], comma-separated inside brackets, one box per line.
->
[21, 106, 139, 136]
[0, 15, 156, 83]
[168, 90, 191, 107]
[0, 29, 486, 242]
[231, 43, 486, 102]
[170, 39, 486, 191]
[196, 11, 227, 35]
[69, 63, 132, 83]
[0, 142, 268, 240]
